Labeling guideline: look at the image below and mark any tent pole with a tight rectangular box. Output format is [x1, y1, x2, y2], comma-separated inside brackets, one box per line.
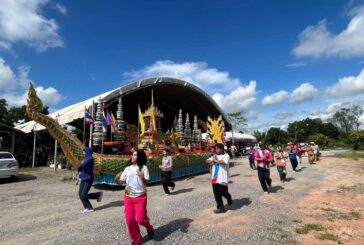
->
[32, 124, 36, 168]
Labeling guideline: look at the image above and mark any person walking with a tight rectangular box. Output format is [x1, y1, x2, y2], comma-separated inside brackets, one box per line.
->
[295, 144, 303, 170]
[274, 146, 288, 183]
[78, 147, 103, 213]
[313, 142, 320, 161]
[247, 145, 256, 170]
[288, 143, 299, 172]
[115, 149, 155, 245]
[255, 144, 273, 194]
[159, 148, 175, 195]
[307, 143, 315, 165]
[206, 143, 232, 213]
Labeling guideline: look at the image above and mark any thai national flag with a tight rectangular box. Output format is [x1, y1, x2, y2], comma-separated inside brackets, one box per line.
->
[85, 112, 95, 125]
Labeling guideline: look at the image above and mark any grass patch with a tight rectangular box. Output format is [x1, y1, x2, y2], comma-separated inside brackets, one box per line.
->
[292, 219, 302, 223]
[296, 223, 325, 234]
[322, 209, 361, 221]
[318, 233, 339, 241]
[19, 167, 39, 173]
[320, 207, 337, 212]
[274, 220, 284, 225]
[334, 150, 364, 159]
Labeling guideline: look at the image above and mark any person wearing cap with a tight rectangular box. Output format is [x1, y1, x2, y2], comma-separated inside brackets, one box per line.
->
[255, 144, 273, 194]
[206, 143, 232, 213]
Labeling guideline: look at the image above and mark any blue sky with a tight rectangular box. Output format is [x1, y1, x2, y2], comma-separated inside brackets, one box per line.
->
[1, 0, 364, 132]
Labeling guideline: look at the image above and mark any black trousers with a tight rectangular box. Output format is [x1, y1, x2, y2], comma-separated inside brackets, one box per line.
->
[257, 167, 272, 192]
[249, 158, 256, 169]
[161, 171, 175, 194]
[289, 158, 298, 171]
[212, 184, 232, 210]
[79, 180, 101, 209]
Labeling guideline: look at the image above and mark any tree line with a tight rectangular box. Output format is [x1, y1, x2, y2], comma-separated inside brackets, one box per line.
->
[253, 105, 364, 150]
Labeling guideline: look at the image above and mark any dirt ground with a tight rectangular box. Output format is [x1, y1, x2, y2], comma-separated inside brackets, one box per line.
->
[0, 151, 363, 244]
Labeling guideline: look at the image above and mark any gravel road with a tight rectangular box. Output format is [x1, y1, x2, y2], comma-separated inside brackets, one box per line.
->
[0, 151, 362, 244]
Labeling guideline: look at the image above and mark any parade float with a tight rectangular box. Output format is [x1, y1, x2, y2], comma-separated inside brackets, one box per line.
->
[26, 81, 228, 185]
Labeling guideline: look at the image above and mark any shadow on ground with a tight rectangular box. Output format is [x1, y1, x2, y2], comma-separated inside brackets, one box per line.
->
[147, 218, 194, 242]
[95, 200, 124, 210]
[170, 188, 194, 195]
[285, 177, 295, 182]
[228, 197, 252, 210]
[93, 184, 124, 191]
[270, 186, 284, 193]
[0, 174, 37, 184]
[230, 174, 240, 178]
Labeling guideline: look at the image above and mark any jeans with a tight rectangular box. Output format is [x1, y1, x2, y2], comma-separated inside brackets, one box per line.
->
[161, 171, 175, 194]
[212, 184, 232, 210]
[124, 195, 154, 245]
[79, 180, 101, 209]
[277, 166, 287, 181]
[257, 167, 272, 192]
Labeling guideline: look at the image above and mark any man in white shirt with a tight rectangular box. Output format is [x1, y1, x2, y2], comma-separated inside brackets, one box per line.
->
[206, 143, 232, 213]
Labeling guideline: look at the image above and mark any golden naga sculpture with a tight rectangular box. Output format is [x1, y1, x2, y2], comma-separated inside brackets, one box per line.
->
[206, 115, 224, 143]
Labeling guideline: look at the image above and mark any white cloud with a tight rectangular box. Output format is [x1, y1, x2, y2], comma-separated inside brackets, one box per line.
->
[285, 63, 306, 67]
[326, 68, 364, 97]
[0, 0, 64, 51]
[262, 90, 289, 105]
[211, 81, 257, 113]
[55, 3, 67, 15]
[0, 57, 64, 107]
[275, 112, 294, 120]
[123, 60, 241, 94]
[293, 5, 364, 58]
[290, 83, 319, 103]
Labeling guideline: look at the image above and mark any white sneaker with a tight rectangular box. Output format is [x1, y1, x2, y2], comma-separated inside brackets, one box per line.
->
[82, 209, 95, 213]
[164, 193, 169, 196]
[264, 191, 269, 194]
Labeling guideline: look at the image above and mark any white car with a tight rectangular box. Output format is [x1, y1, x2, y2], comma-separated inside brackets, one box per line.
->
[0, 152, 19, 180]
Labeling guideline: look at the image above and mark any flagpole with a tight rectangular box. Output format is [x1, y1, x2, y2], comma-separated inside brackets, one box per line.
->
[89, 100, 94, 147]
[101, 102, 105, 155]
[137, 105, 140, 148]
[83, 107, 86, 145]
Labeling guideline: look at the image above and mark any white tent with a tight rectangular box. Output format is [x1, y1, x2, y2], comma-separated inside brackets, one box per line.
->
[201, 132, 256, 143]
[224, 131, 256, 143]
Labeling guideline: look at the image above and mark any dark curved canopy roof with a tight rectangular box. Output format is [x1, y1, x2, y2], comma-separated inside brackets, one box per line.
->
[105, 77, 231, 130]
[16, 77, 231, 132]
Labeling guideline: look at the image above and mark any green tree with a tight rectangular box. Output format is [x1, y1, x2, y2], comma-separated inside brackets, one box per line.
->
[321, 122, 340, 139]
[0, 99, 8, 123]
[330, 106, 363, 135]
[253, 130, 266, 143]
[264, 127, 288, 145]
[227, 112, 247, 133]
[308, 133, 328, 149]
[349, 130, 364, 150]
[287, 118, 323, 142]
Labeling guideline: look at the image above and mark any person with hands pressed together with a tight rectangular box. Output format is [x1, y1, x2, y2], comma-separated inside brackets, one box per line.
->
[206, 143, 233, 214]
[115, 149, 154, 245]
[255, 143, 274, 194]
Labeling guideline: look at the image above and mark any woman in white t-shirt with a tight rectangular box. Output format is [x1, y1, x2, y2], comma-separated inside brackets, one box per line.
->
[115, 149, 154, 245]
